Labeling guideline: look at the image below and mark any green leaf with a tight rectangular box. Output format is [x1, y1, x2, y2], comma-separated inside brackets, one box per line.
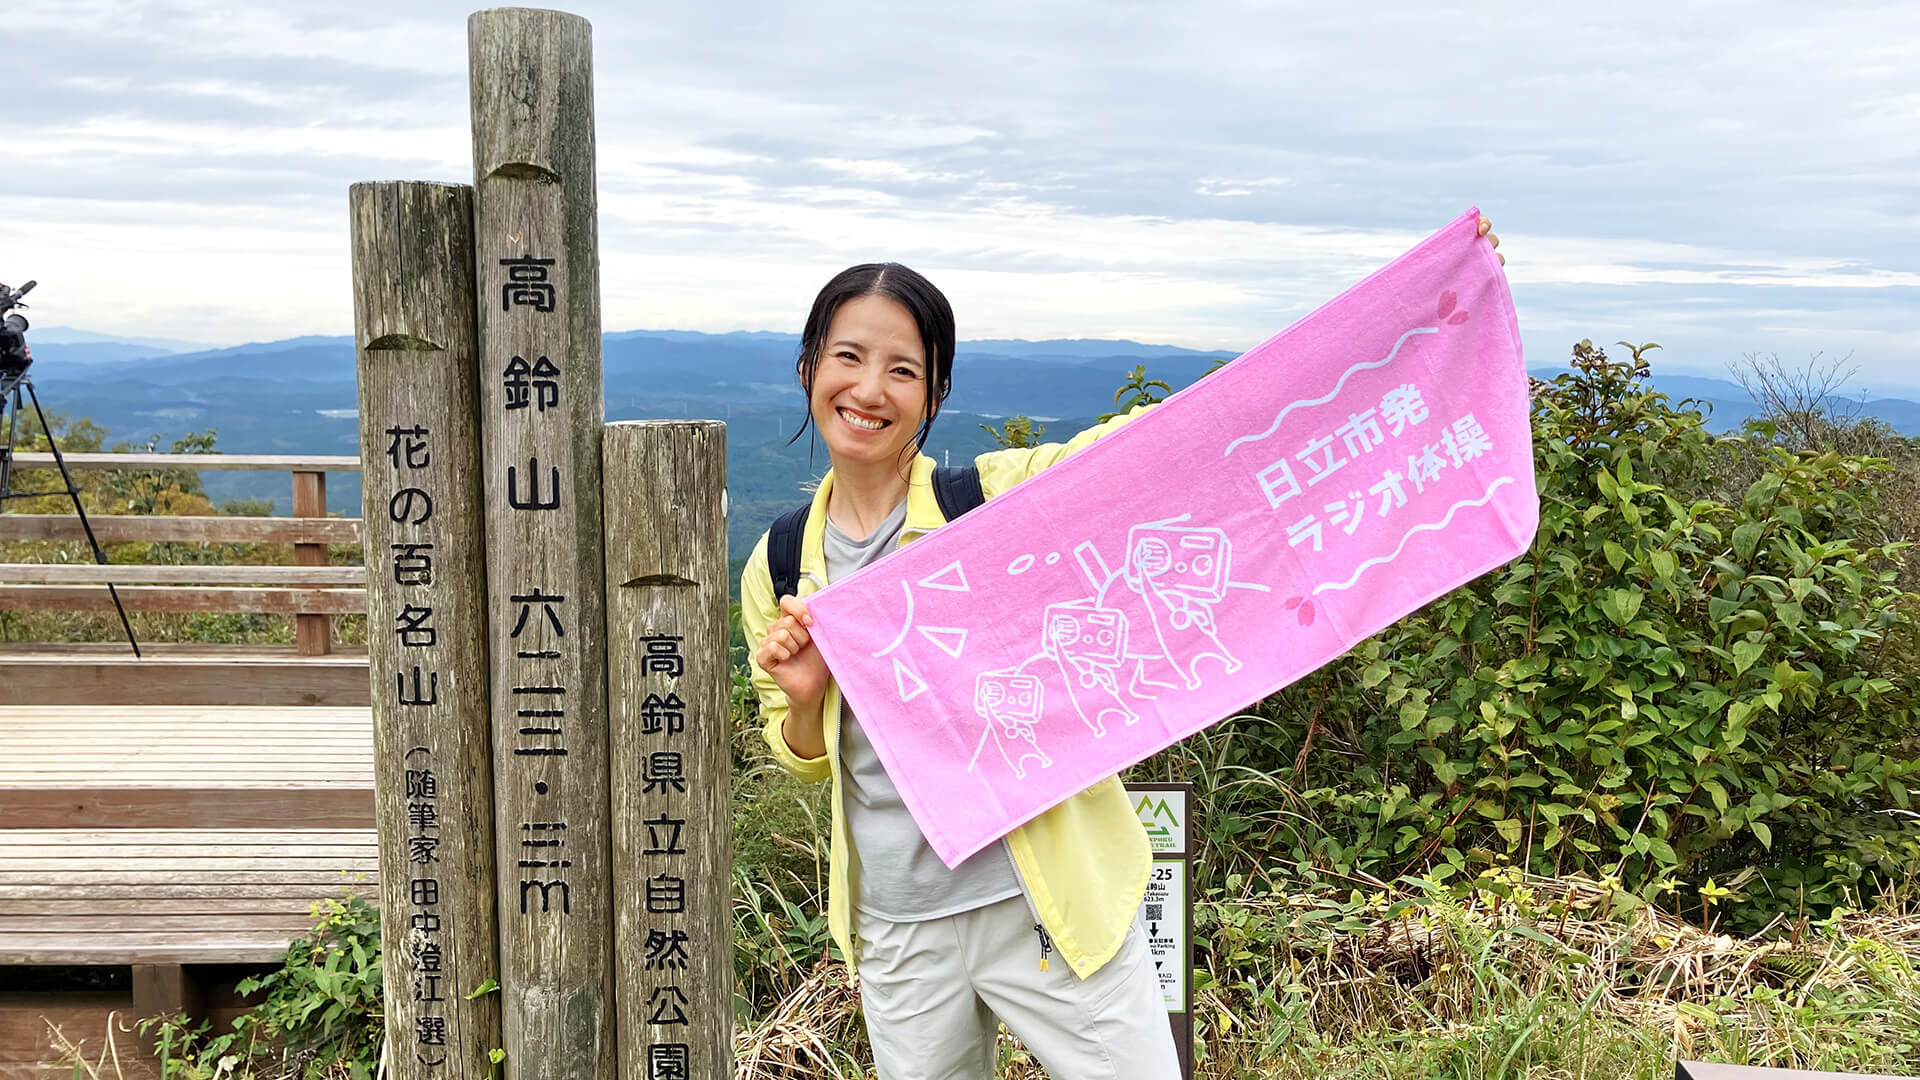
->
[1732, 521, 1764, 560]
[1701, 779, 1729, 814]
[1651, 550, 1677, 581]
[1602, 588, 1643, 628]
[1604, 540, 1629, 571]
[1731, 639, 1766, 676]
[1743, 474, 1783, 514]
[1361, 661, 1391, 689]
[1397, 691, 1428, 726]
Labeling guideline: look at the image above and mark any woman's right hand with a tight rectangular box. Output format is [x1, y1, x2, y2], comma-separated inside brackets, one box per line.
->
[755, 594, 829, 708]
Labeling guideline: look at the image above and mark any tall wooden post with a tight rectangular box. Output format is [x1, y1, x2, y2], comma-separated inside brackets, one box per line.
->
[351, 180, 502, 1080]
[469, 10, 613, 1080]
[602, 421, 732, 1080]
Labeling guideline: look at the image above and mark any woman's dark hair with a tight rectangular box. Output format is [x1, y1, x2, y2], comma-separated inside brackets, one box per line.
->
[789, 262, 956, 461]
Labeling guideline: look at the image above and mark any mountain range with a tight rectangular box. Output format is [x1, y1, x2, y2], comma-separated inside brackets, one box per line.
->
[19, 330, 1920, 558]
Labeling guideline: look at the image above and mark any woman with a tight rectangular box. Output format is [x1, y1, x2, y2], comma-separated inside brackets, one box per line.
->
[742, 224, 1502, 1079]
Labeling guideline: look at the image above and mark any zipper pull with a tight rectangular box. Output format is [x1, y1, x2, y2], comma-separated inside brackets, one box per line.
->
[1035, 923, 1052, 972]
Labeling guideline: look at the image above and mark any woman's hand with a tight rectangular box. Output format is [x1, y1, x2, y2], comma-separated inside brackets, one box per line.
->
[756, 594, 829, 709]
[1477, 217, 1505, 266]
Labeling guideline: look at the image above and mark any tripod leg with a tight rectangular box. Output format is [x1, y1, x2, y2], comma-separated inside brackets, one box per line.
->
[1, 385, 18, 499]
[24, 381, 141, 658]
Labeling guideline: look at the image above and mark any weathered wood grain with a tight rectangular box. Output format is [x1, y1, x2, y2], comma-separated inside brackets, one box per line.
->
[0, 564, 364, 586]
[0, 655, 371, 707]
[292, 469, 333, 655]
[1, 790, 372, 830]
[7, 453, 361, 472]
[0, 585, 367, 615]
[351, 178, 502, 1080]
[0, 514, 363, 544]
[603, 421, 732, 1080]
[0, 828, 380, 965]
[470, 10, 613, 1080]
[0, 991, 160, 1080]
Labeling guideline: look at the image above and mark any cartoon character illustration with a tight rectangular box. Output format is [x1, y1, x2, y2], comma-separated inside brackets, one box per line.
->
[971, 670, 1052, 779]
[958, 514, 1267, 779]
[1119, 521, 1243, 689]
[1040, 600, 1139, 735]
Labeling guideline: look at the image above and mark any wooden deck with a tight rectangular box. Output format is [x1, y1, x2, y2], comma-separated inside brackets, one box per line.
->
[1, 451, 378, 1076]
[0, 703, 375, 830]
[0, 705, 379, 963]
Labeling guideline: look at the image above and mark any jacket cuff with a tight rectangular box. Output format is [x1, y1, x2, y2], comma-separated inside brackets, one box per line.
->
[762, 710, 831, 782]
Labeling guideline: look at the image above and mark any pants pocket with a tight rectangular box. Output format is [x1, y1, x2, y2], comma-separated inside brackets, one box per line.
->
[1081, 919, 1151, 1014]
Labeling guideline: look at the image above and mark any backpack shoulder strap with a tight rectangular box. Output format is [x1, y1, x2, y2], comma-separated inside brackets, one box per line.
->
[766, 503, 811, 601]
[770, 466, 982, 599]
[931, 465, 987, 522]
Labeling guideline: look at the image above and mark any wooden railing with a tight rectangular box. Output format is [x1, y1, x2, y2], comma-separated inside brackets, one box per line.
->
[0, 453, 365, 657]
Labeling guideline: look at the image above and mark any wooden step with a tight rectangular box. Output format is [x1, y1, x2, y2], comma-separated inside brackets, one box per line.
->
[0, 707, 375, 828]
[0, 655, 371, 707]
[0, 828, 379, 965]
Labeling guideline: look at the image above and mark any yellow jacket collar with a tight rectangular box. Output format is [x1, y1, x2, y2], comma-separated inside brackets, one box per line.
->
[801, 456, 948, 581]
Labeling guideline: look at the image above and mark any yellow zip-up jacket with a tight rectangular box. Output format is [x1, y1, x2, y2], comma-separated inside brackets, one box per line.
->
[740, 412, 1153, 978]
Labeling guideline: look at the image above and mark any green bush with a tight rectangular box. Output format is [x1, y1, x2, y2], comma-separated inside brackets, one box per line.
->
[137, 892, 384, 1080]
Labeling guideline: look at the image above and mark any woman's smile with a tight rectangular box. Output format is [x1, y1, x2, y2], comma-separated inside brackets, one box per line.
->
[837, 406, 892, 431]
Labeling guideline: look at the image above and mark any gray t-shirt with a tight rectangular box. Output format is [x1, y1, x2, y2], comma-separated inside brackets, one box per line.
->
[824, 498, 1023, 921]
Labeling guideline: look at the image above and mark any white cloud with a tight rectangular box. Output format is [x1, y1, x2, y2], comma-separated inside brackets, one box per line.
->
[9, 0, 1918, 386]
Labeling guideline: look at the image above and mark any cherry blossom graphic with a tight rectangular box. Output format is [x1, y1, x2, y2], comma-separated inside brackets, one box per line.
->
[1438, 291, 1469, 325]
[1284, 595, 1316, 627]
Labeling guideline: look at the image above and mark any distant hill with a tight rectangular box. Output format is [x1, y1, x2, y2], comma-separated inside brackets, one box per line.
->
[27, 327, 214, 354]
[23, 330, 1920, 560]
[24, 330, 1236, 556]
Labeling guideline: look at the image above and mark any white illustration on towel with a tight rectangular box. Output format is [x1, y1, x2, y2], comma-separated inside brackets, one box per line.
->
[1041, 601, 1139, 736]
[1223, 326, 1439, 458]
[961, 514, 1271, 782]
[969, 670, 1053, 778]
[874, 566, 976, 700]
[919, 561, 971, 592]
[1313, 475, 1516, 595]
[1116, 518, 1244, 689]
[917, 625, 970, 658]
[892, 657, 929, 702]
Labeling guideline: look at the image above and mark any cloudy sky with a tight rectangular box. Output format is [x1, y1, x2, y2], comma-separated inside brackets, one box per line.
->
[14, 1, 1920, 391]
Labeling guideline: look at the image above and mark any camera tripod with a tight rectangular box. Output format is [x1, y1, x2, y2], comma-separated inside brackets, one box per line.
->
[0, 370, 141, 656]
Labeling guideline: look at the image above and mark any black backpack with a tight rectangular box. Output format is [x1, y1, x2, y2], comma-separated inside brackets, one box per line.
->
[767, 466, 986, 600]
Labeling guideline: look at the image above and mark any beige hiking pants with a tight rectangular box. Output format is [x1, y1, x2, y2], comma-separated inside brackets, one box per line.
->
[853, 893, 1182, 1080]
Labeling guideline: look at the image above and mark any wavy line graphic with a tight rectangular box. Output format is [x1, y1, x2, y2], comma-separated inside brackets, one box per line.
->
[1223, 326, 1439, 458]
[872, 581, 917, 658]
[1313, 476, 1516, 595]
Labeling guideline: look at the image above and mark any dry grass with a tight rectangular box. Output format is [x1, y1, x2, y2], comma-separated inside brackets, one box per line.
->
[51, 873, 1918, 1079]
[733, 960, 866, 1079]
[731, 873, 1920, 1080]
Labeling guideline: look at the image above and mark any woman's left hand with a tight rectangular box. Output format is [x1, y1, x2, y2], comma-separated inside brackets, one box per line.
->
[1478, 217, 1505, 266]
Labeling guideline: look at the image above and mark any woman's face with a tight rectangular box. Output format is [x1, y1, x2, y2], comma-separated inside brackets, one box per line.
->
[808, 293, 931, 471]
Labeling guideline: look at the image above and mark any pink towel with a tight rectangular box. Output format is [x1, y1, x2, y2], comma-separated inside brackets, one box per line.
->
[806, 208, 1537, 867]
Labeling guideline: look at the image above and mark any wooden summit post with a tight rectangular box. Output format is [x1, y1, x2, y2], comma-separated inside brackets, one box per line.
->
[603, 421, 733, 1080]
[350, 180, 502, 1080]
[469, 9, 614, 1080]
